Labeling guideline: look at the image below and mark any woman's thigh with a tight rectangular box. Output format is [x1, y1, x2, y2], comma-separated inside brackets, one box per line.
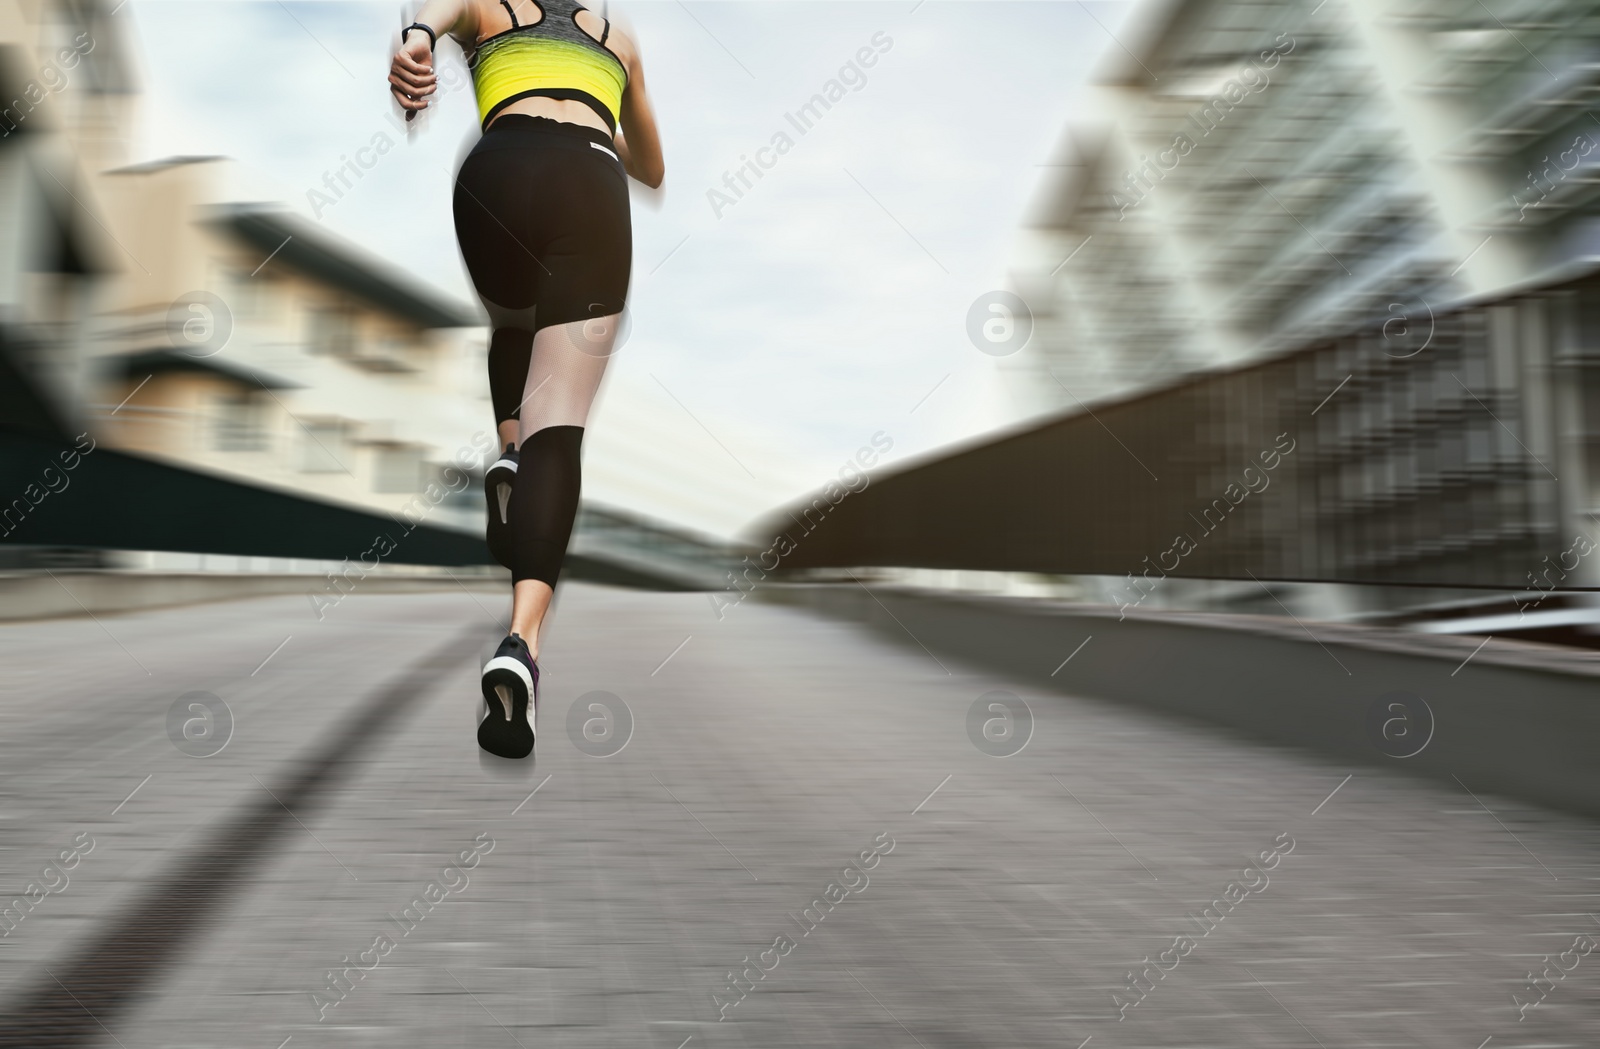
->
[518, 315, 622, 437]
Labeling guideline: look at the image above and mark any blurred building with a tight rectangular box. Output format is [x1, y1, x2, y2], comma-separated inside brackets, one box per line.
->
[0, 0, 492, 568]
[0, 0, 131, 415]
[92, 158, 488, 534]
[917, 0, 1600, 634]
[1009, 0, 1600, 407]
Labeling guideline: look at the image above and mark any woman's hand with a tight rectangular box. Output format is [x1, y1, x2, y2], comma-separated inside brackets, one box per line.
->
[389, 30, 436, 115]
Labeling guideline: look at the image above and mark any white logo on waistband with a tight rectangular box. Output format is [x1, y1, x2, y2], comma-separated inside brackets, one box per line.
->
[590, 141, 619, 161]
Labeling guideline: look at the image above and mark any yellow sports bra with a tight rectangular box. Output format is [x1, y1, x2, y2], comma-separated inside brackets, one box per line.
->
[470, 0, 628, 133]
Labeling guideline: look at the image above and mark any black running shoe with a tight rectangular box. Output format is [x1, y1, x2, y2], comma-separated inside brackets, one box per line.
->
[485, 443, 518, 569]
[479, 632, 538, 759]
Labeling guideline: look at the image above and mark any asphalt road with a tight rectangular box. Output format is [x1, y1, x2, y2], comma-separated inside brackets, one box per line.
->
[0, 582, 1596, 1048]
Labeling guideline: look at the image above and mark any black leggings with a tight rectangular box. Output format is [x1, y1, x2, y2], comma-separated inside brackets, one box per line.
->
[454, 114, 632, 587]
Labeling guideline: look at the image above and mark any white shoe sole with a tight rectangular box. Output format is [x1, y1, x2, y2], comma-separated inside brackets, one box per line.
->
[481, 655, 536, 737]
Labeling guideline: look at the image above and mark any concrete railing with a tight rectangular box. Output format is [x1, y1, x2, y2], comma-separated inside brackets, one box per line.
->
[764, 583, 1600, 820]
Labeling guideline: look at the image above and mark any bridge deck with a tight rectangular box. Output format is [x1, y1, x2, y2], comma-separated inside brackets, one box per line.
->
[0, 584, 1594, 1047]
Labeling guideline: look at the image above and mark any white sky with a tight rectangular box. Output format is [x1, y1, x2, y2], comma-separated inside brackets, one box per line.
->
[122, 1, 1134, 539]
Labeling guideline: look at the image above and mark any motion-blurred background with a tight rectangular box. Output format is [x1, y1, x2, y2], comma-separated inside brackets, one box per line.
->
[4, 2, 1600, 1047]
[7, 0, 1600, 636]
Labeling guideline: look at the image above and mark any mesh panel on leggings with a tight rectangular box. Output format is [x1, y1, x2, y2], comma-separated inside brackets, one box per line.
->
[517, 321, 614, 433]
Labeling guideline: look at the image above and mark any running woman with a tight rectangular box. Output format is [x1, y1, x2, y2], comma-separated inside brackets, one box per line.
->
[388, 0, 664, 758]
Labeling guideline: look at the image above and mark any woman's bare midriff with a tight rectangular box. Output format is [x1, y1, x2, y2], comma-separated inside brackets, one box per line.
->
[486, 96, 613, 138]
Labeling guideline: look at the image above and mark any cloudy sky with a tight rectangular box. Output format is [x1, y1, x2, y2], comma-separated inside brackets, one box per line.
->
[122, 0, 1133, 538]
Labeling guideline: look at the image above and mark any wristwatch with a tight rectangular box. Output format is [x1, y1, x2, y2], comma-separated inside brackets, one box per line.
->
[402, 21, 437, 51]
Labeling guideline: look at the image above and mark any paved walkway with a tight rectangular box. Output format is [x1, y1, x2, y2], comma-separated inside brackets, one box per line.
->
[0, 584, 1596, 1047]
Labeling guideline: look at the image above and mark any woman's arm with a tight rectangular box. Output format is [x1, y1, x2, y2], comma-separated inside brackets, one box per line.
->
[615, 36, 664, 188]
[389, 0, 476, 115]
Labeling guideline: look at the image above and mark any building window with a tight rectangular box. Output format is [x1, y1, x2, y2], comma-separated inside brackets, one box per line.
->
[231, 269, 284, 324]
[373, 445, 425, 493]
[212, 390, 269, 452]
[390, 333, 428, 372]
[309, 305, 357, 357]
[299, 420, 351, 473]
